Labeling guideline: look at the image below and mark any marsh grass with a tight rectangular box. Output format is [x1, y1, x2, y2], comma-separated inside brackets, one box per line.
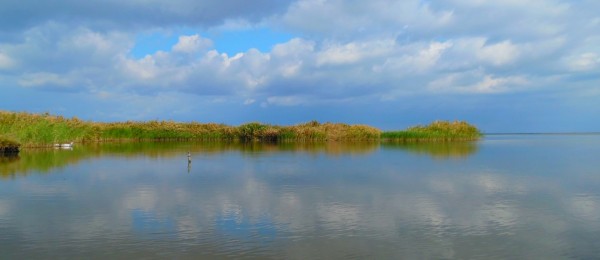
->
[382, 121, 481, 142]
[0, 111, 382, 147]
[0, 111, 480, 147]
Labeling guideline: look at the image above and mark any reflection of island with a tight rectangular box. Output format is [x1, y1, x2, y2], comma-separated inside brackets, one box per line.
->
[0, 148, 85, 178]
[237, 142, 378, 156]
[0, 154, 20, 165]
[0, 140, 480, 178]
[0, 141, 379, 178]
[382, 142, 478, 159]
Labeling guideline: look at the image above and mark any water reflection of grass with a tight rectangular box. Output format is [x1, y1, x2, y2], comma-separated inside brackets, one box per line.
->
[0, 136, 20, 153]
[0, 141, 380, 178]
[1, 141, 480, 178]
[236, 141, 379, 156]
[0, 148, 89, 178]
[382, 142, 478, 159]
[83, 141, 380, 157]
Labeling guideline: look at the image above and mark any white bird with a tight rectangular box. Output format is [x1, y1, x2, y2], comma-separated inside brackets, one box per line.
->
[54, 142, 74, 148]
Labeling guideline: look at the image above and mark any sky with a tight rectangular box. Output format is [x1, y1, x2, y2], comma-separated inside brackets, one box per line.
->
[0, 0, 599, 132]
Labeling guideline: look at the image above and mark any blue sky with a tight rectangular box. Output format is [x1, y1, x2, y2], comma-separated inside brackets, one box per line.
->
[0, 0, 599, 132]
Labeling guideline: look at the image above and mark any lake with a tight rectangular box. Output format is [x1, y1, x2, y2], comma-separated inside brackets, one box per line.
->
[1, 135, 599, 259]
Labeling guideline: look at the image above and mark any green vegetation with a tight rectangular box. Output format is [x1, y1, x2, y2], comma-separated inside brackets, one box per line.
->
[0, 111, 380, 147]
[0, 110, 481, 147]
[381, 121, 482, 142]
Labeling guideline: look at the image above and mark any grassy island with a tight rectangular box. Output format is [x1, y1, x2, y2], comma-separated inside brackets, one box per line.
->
[381, 120, 482, 142]
[0, 110, 481, 147]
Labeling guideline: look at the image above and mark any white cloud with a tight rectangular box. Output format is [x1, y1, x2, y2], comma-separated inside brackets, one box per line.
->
[271, 38, 314, 77]
[477, 40, 520, 66]
[413, 42, 454, 70]
[377, 41, 452, 75]
[568, 52, 600, 71]
[428, 73, 529, 94]
[316, 39, 395, 66]
[266, 95, 306, 106]
[470, 75, 529, 94]
[122, 55, 160, 81]
[316, 42, 364, 66]
[18, 72, 72, 88]
[440, 38, 522, 69]
[0, 0, 599, 126]
[172, 34, 212, 53]
[0, 53, 15, 70]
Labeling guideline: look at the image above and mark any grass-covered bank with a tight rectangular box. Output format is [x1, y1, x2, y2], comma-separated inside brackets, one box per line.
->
[0, 110, 481, 147]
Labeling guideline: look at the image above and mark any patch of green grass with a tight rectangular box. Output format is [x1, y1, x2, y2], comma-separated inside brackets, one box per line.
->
[382, 121, 482, 142]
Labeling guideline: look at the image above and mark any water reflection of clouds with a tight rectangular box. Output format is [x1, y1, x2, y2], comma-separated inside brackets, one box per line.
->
[0, 199, 11, 217]
[476, 202, 518, 229]
[123, 186, 160, 212]
[1, 136, 600, 258]
[132, 209, 177, 239]
[317, 203, 361, 232]
[568, 194, 600, 222]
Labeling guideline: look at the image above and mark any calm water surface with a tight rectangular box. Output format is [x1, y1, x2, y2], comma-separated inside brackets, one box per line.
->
[1, 135, 599, 259]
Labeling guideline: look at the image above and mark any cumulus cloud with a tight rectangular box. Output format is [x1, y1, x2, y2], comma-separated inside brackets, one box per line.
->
[475, 40, 520, 66]
[0, 0, 599, 128]
[376, 41, 453, 75]
[568, 52, 600, 71]
[428, 72, 529, 94]
[172, 34, 212, 53]
[0, 52, 15, 70]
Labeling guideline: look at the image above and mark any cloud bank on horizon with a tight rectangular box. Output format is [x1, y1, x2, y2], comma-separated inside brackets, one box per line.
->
[0, 0, 599, 132]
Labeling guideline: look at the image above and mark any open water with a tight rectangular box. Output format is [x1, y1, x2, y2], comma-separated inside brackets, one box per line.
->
[1, 135, 599, 259]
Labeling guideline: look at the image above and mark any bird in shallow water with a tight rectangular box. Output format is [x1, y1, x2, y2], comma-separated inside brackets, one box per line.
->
[54, 142, 74, 148]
